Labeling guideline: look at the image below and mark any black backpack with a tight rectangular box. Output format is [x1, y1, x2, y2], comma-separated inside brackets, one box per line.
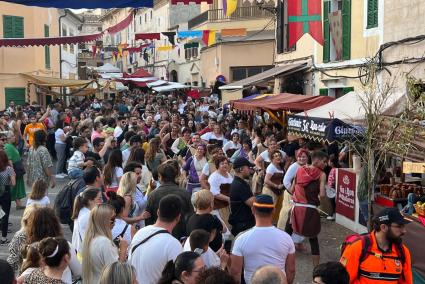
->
[54, 179, 80, 224]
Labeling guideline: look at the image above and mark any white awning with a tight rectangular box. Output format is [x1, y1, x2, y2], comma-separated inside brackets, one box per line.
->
[120, 77, 158, 82]
[99, 73, 123, 79]
[147, 80, 168, 87]
[152, 83, 188, 92]
[220, 61, 309, 90]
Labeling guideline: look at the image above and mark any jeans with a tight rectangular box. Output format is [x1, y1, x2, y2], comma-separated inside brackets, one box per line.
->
[55, 143, 67, 174]
[68, 169, 84, 179]
[0, 189, 11, 238]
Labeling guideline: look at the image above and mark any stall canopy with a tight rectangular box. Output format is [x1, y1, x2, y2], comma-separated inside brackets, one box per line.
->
[231, 93, 334, 113]
[300, 91, 405, 125]
[123, 68, 153, 78]
[219, 61, 310, 90]
[152, 82, 188, 92]
[0, 0, 154, 8]
[21, 73, 94, 87]
[94, 63, 121, 74]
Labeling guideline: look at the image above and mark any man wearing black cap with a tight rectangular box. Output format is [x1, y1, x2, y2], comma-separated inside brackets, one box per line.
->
[230, 194, 296, 284]
[340, 207, 412, 283]
[229, 157, 256, 236]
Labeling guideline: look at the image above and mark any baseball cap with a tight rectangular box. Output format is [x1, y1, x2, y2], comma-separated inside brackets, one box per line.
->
[233, 157, 255, 169]
[374, 207, 410, 225]
[253, 194, 274, 212]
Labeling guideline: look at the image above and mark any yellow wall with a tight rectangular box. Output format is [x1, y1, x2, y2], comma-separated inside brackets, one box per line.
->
[200, 40, 274, 87]
[0, 3, 60, 109]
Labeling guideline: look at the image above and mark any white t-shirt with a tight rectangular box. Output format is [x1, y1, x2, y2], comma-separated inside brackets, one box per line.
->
[71, 207, 90, 254]
[114, 126, 123, 138]
[201, 163, 210, 176]
[208, 171, 233, 196]
[26, 196, 50, 207]
[283, 162, 300, 190]
[112, 218, 132, 245]
[266, 163, 284, 175]
[122, 148, 131, 167]
[259, 149, 286, 163]
[232, 226, 295, 283]
[183, 237, 220, 268]
[129, 225, 182, 284]
[222, 141, 241, 156]
[110, 167, 124, 187]
[87, 236, 118, 284]
[201, 132, 228, 145]
[55, 128, 66, 144]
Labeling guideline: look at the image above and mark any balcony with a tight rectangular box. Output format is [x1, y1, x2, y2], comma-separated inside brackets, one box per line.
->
[188, 5, 274, 30]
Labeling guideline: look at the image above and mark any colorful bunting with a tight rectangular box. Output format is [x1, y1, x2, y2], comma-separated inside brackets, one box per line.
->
[221, 28, 247, 37]
[0, 0, 154, 9]
[107, 11, 134, 35]
[161, 32, 176, 45]
[0, 33, 103, 47]
[223, 0, 237, 16]
[157, 45, 174, 52]
[135, 33, 161, 41]
[202, 30, 216, 46]
[177, 31, 203, 39]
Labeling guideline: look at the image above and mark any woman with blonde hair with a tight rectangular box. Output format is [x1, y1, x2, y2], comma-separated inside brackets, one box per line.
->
[82, 204, 128, 284]
[117, 172, 150, 225]
[7, 204, 39, 271]
[99, 262, 137, 284]
[145, 137, 166, 172]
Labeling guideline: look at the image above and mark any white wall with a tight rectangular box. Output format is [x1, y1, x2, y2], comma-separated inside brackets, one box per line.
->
[61, 16, 80, 79]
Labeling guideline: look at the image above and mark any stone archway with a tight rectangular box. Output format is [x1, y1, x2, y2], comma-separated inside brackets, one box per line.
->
[170, 70, 178, 82]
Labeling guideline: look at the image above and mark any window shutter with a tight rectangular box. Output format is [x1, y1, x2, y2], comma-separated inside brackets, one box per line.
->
[343, 87, 354, 94]
[367, 0, 378, 28]
[323, 1, 330, 63]
[44, 25, 50, 69]
[13, 16, 24, 38]
[3, 16, 13, 38]
[319, 88, 328, 96]
[342, 0, 351, 60]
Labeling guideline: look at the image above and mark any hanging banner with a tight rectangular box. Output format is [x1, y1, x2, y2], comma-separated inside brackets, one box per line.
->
[0, 32, 103, 47]
[107, 11, 134, 35]
[161, 32, 176, 45]
[336, 169, 356, 221]
[0, 0, 154, 8]
[202, 30, 216, 46]
[157, 45, 174, 51]
[223, 0, 237, 16]
[221, 28, 247, 37]
[177, 30, 203, 39]
[135, 33, 161, 41]
[288, 0, 323, 47]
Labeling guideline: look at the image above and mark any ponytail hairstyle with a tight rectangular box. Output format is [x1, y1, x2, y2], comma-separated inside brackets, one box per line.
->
[71, 188, 100, 220]
[21, 242, 41, 273]
[107, 191, 126, 216]
[157, 251, 200, 284]
[38, 237, 70, 268]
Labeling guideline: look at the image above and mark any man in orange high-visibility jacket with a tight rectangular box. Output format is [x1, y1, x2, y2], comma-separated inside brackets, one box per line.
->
[340, 208, 413, 284]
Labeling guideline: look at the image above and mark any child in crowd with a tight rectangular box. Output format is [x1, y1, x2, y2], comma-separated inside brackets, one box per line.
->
[67, 137, 92, 179]
[16, 243, 41, 283]
[26, 180, 49, 207]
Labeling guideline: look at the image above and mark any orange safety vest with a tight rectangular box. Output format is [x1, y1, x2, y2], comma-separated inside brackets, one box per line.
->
[340, 231, 413, 284]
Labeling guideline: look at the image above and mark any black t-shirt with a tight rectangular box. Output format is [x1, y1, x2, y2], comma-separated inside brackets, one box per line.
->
[186, 214, 223, 252]
[282, 141, 300, 158]
[229, 176, 255, 227]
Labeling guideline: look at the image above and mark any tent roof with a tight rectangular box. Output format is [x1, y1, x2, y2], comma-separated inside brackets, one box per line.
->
[124, 68, 153, 78]
[220, 61, 309, 90]
[231, 93, 334, 113]
[94, 63, 121, 73]
[297, 91, 406, 124]
[21, 74, 93, 87]
[0, 0, 153, 8]
[152, 82, 188, 92]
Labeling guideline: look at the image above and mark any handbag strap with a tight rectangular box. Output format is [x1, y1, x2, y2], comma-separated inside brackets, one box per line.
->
[119, 224, 129, 238]
[130, 229, 169, 255]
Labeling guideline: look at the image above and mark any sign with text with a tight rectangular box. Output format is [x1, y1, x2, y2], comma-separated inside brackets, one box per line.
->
[403, 162, 425, 174]
[336, 169, 356, 221]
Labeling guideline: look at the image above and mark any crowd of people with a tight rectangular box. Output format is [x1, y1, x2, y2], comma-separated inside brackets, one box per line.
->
[0, 91, 414, 284]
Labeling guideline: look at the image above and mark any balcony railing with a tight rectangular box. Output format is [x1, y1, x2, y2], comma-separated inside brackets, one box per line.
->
[188, 5, 274, 30]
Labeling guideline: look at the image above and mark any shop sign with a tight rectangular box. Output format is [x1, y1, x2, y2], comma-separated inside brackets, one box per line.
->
[402, 162, 425, 174]
[336, 169, 356, 220]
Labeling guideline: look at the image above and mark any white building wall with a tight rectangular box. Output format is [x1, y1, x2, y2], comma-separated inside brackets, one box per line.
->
[61, 16, 81, 79]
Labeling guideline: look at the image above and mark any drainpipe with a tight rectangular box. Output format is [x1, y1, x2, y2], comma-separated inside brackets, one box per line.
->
[59, 10, 67, 96]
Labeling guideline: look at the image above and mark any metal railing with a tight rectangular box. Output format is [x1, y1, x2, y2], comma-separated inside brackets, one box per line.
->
[188, 5, 274, 29]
